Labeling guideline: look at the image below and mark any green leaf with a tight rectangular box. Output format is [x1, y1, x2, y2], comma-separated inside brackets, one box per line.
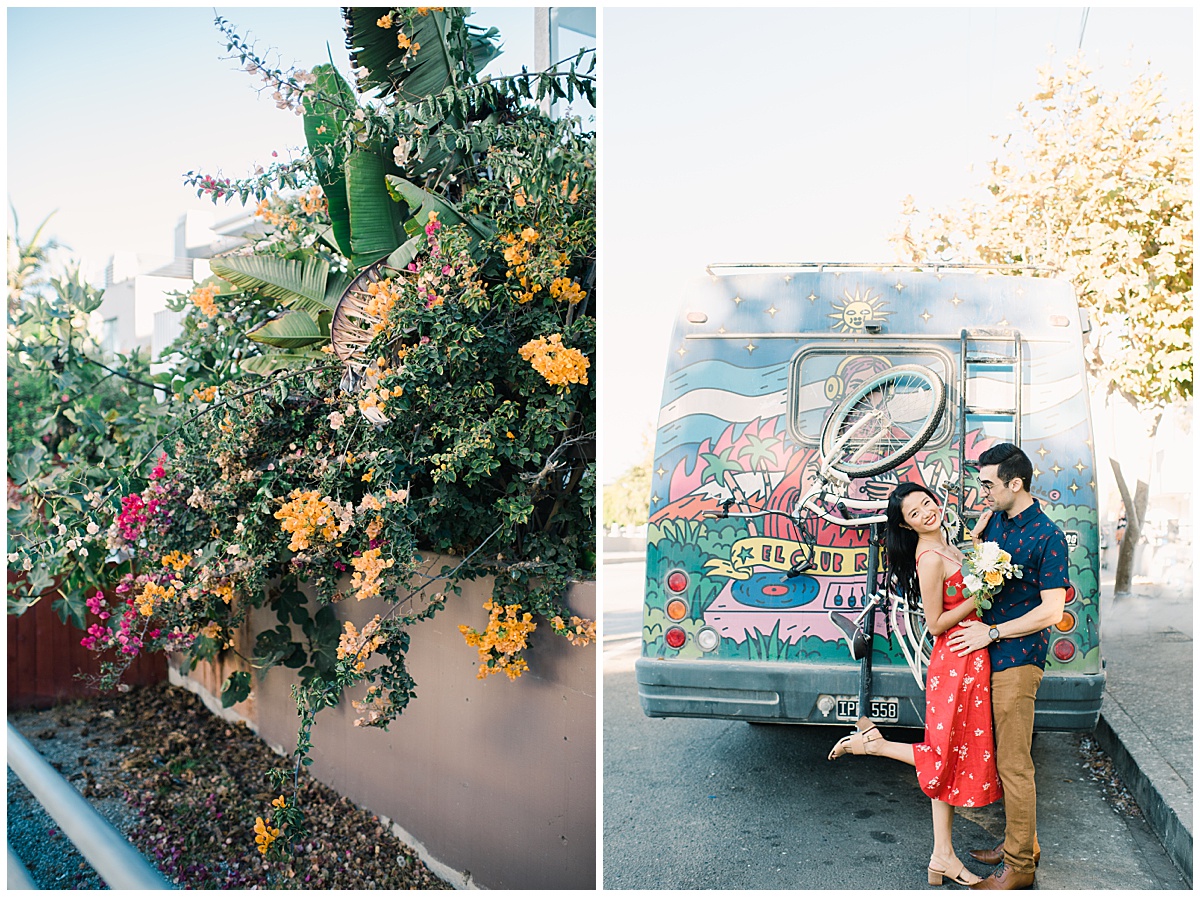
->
[384, 175, 495, 247]
[209, 256, 339, 315]
[346, 150, 408, 269]
[8, 443, 48, 486]
[344, 9, 500, 103]
[246, 310, 330, 348]
[221, 671, 252, 707]
[303, 64, 357, 259]
[386, 236, 423, 272]
[239, 350, 329, 376]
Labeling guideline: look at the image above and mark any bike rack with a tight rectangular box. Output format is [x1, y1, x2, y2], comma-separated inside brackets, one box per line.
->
[7, 722, 173, 890]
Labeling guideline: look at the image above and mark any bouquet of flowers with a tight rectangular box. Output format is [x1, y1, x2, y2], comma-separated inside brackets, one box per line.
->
[960, 540, 1024, 612]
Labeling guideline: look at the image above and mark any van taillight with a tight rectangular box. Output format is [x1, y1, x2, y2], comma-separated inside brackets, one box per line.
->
[1056, 611, 1075, 633]
[1052, 639, 1076, 662]
[666, 599, 688, 621]
[665, 627, 686, 649]
[667, 571, 688, 593]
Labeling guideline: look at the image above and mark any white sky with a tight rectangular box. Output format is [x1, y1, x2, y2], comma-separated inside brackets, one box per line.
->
[598, 6, 1193, 480]
[4, 6, 1192, 487]
[5, 6, 582, 280]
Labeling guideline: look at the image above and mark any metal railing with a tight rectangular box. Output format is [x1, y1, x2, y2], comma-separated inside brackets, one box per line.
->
[7, 722, 172, 890]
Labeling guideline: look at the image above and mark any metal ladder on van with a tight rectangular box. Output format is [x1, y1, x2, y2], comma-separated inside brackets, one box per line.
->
[957, 327, 1023, 527]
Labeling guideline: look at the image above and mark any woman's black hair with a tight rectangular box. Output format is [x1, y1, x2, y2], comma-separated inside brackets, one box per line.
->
[885, 482, 942, 600]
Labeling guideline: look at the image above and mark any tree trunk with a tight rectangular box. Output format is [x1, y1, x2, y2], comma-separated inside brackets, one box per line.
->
[1110, 458, 1150, 596]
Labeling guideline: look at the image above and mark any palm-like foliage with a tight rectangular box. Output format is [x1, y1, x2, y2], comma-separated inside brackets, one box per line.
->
[343, 8, 500, 103]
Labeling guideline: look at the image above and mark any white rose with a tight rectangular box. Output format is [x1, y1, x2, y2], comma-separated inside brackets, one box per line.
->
[963, 574, 985, 593]
[87, 521, 100, 535]
[974, 541, 1002, 569]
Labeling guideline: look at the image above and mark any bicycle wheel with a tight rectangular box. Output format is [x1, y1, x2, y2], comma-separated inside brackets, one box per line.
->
[821, 364, 946, 478]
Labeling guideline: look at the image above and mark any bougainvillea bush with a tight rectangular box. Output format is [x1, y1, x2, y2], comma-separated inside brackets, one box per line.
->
[8, 7, 595, 860]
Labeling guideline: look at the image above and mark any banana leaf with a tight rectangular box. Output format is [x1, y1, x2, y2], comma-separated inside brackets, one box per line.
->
[209, 256, 341, 315]
[239, 348, 329, 376]
[303, 63, 358, 260]
[323, 268, 356, 309]
[246, 309, 330, 348]
[346, 150, 408, 270]
[385, 175, 495, 248]
[386, 236, 423, 273]
[344, 8, 500, 103]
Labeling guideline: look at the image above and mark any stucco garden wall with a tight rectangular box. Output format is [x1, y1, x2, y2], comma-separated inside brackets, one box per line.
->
[171, 561, 596, 890]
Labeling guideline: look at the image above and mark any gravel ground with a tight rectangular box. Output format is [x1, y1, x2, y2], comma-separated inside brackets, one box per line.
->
[7, 682, 451, 889]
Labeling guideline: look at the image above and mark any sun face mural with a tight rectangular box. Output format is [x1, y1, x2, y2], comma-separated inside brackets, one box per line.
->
[828, 287, 891, 332]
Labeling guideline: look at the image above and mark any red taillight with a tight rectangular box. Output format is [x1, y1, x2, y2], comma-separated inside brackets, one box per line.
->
[667, 571, 688, 593]
[1065, 584, 1077, 604]
[1052, 639, 1076, 662]
[665, 627, 686, 649]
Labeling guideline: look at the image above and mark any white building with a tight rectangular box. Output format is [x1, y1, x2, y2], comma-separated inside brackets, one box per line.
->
[95, 209, 262, 360]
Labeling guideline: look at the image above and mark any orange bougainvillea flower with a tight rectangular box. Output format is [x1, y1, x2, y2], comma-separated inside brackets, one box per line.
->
[519, 334, 590, 388]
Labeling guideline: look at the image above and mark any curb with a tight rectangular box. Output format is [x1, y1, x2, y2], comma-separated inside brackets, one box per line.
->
[1095, 703, 1193, 887]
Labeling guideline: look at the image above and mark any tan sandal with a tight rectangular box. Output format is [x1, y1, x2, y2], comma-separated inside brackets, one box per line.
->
[827, 716, 881, 760]
[927, 855, 982, 887]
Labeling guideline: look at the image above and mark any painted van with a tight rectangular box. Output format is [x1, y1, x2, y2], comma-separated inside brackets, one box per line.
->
[638, 264, 1105, 730]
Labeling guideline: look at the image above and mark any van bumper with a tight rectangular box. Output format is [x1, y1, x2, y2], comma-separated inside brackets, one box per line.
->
[635, 657, 1106, 731]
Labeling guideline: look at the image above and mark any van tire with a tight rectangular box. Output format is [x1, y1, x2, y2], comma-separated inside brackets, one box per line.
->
[821, 364, 947, 478]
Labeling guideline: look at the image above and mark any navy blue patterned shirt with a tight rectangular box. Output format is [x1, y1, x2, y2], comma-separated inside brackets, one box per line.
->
[979, 498, 1071, 671]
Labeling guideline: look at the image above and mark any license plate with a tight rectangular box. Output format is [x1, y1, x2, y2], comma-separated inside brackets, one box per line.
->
[835, 696, 900, 722]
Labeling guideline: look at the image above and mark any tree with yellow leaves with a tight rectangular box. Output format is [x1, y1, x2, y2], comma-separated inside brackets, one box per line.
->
[892, 53, 1191, 595]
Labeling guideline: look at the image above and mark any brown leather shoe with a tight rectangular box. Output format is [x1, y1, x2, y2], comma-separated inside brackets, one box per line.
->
[969, 844, 1041, 867]
[969, 866, 1036, 890]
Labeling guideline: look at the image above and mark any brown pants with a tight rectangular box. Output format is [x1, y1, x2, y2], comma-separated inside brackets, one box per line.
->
[991, 664, 1044, 874]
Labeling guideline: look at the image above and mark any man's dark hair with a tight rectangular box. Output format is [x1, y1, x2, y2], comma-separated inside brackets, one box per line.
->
[978, 442, 1034, 493]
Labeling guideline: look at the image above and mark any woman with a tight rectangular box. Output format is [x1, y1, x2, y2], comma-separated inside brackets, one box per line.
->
[827, 483, 1001, 887]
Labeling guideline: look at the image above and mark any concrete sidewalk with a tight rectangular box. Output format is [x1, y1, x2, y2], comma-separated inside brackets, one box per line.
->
[1094, 576, 1193, 886]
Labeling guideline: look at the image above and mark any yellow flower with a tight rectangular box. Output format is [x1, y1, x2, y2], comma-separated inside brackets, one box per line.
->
[519, 334, 590, 387]
[460, 602, 538, 680]
[254, 817, 281, 855]
[134, 582, 177, 618]
[271, 795, 287, 809]
[549, 277, 585, 305]
[350, 549, 395, 602]
[338, 615, 387, 670]
[274, 490, 348, 552]
[160, 551, 193, 572]
[984, 569, 1004, 587]
[376, 13, 393, 28]
[189, 283, 220, 318]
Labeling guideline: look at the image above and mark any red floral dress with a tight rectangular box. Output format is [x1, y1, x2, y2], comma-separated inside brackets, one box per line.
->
[912, 561, 1003, 808]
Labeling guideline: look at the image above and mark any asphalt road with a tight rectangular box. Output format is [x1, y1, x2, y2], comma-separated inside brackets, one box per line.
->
[601, 557, 1186, 890]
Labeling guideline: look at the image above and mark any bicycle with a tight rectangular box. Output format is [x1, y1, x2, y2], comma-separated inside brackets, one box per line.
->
[709, 362, 952, 716]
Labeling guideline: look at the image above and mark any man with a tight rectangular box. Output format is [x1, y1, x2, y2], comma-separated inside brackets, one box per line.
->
[947, 443, 1069, 890]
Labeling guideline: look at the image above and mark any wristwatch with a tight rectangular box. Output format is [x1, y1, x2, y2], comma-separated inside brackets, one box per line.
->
[988, 626, 1001, 643]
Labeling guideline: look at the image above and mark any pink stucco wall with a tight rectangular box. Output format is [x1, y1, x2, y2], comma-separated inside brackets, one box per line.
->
[174, 565, 596, 889]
